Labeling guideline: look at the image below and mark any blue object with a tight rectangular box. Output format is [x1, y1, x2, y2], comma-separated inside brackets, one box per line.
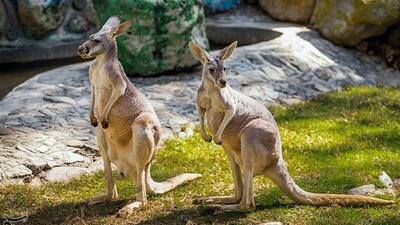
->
[203, 0, 241, 14]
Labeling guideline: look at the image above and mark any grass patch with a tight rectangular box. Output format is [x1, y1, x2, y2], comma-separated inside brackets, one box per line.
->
[1, 87, 399, 224]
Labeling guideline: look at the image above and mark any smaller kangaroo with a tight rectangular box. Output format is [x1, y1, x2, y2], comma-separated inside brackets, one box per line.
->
[77, 16, 201, 217]
[189, 41, 394, 214]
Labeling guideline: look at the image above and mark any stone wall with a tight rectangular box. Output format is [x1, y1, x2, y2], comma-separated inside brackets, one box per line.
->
[0, 0, 97, 63]
[258, 0, 400, 70]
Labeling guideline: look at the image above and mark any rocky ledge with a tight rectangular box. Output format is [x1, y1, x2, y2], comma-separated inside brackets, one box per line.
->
[1, 17, 400, 185]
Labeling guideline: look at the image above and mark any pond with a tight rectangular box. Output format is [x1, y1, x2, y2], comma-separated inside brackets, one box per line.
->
[0, 58, 85, 99]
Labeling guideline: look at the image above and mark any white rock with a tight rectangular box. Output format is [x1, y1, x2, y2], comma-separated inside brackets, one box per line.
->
[43, 138, 57, 146]
[393, 178, 400, 190]
[379, 171, 393, 188]
[348, 184, 376, 195]
[374, 188, 397, 196]
[25, 157, 48, 174]
[50, 151, 87, 164]
[88, 159, 104, 173]
[45, 166, 89, 182]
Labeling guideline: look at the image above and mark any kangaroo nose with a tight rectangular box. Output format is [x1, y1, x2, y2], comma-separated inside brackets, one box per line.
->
[219, 79, 227, 86]
[77, 46, 88, 54]
[119, 171, 125, 178]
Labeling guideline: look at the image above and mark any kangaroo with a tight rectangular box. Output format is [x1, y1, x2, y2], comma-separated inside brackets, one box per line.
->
[188, 41, 394, 214]
[77, 16, 201, 217]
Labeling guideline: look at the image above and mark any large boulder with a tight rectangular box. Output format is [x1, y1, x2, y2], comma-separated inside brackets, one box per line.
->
[92, 0, 209, 76]
[311, 0, 400, 46]
[0, 2, 5, 38]
[259, 0, 315, 23]
[17, 0, 70, 38]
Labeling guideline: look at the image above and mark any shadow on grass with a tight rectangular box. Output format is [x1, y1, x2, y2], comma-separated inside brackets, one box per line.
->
[26, 199, 128, 225]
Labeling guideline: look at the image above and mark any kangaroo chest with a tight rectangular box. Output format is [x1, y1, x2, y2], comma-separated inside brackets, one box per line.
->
[91, 67, 113, 118]
[200, 90, 228, 135]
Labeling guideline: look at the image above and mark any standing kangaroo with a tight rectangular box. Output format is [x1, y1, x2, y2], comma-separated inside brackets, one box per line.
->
[77, 16, 201, 217]
[188, 41, 394, 213]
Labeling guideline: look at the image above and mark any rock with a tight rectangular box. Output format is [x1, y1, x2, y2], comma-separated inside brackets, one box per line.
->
[43, 96, 75, 105]
[92, 0, 209, 76]
[259, 0, 315, 23]
[374, 188, 397, 196]
[82, 0, 97, 25]
[0, 160, 32, 178]
[0, 1, 6, 38]
[67, 14, 89, 33]
[311, 0, 400, 46]
[0, 127, 14, 135]
[387, 23, 400, 48]
[50, 152, 88, 164]
[45, 166, 89, 182]
[393, 178, 400, 190]
[72, 0, 86, 11]
[348, 184, 376, 195]
[203, 0, 241, 14]
[43, 138, 57, 146]
[17, 0, 70, 37]
[379, 171, 393, 188]
[25, 157, 48, 175]
[88, 159, 104, 172]
[29, 176, 43, 187]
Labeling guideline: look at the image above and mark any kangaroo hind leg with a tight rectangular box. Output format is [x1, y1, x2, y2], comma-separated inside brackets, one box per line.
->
[117, 121, 155, 217]
[88, 128, 118, 206]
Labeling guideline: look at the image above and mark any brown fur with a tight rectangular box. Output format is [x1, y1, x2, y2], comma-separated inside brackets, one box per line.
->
[189, 41, 394, 214]
[78, 16, 201, 217]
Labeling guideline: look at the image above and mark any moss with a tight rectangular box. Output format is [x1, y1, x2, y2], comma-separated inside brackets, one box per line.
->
[92, 0, 208, 76]
[312, 0, 400, 45]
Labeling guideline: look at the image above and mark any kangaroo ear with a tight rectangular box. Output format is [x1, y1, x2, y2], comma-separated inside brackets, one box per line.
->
[112, 19, 132, 37]
[102, 16, 121, 34]
[189, 41, 211, 64]
[218, 41, 237, 60]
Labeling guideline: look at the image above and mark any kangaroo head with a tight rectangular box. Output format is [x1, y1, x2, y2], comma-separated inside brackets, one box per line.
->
[189, 41, 237, 89]
[77, 16, 132, 59]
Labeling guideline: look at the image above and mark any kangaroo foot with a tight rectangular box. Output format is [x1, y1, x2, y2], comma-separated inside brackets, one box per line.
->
[116, 201, 143, 217]
[213, 203, 255, 215]
[193, 196, 240, 205]
[87, 193, 117, 206]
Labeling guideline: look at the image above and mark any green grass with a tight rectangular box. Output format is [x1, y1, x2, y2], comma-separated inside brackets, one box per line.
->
[1, 87, 400, 225]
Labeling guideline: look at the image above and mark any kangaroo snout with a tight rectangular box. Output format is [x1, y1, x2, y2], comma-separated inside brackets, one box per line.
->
[217, 79, 227, 88]
[77, 45, 89, 57]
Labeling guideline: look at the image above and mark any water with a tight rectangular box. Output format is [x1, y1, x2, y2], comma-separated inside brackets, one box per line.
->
[0, 58, 85, 99]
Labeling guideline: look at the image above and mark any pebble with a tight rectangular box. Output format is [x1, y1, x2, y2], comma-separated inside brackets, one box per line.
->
[44, 167, 89, 182]
[43, 96, 76, 105]
[348, 184, 376, 195]
[0, 127, 14, 135]
[379, 171, 393, 188]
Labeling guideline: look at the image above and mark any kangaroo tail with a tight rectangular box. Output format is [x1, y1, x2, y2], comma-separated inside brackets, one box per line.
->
[145, 165, 202, 195]
[266, 160, 394, 206]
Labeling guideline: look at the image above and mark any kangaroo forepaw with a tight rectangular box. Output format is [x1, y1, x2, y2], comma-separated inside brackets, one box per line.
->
[201, 133, 212, 142]
[101, 120, 109, 129]
[214, 138, 222, 145]
[90, 117, 98, 127]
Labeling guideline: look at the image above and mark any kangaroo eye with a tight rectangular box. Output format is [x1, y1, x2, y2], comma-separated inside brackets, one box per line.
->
[209, 68, 215, 73]
[223, 67, 227, 71]
[93, 39, 101, 44]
